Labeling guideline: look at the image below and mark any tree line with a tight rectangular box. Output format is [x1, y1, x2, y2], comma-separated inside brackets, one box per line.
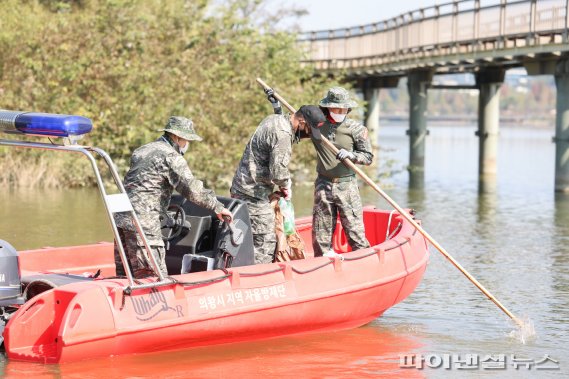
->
[0, 0, 340, 188]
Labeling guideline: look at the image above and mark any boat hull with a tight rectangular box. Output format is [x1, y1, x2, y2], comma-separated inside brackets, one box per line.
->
[4, 208, 429, 363]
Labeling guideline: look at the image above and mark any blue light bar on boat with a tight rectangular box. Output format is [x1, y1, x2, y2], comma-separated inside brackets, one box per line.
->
[0, 110, 92, 138]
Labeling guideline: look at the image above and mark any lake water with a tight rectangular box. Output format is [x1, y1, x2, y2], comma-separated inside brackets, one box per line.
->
[1, 124, 567, 378]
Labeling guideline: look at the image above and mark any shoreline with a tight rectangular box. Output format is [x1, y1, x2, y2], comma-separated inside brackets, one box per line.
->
[378, 116, 554, 128]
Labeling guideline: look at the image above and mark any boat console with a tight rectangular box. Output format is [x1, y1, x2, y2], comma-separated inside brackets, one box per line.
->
[163, 195, 255, 275]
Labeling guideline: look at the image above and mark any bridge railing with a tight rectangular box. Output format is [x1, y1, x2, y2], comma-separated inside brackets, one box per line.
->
[298, 0, 569, 70]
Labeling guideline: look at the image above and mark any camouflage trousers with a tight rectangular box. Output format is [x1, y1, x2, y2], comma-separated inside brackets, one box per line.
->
[312, 176, 370, 257]
[231, 192, 276, 264]
[114, 227, 168, 278]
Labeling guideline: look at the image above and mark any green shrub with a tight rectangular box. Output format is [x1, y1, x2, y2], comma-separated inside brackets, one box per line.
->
[0, 0, 343, 189]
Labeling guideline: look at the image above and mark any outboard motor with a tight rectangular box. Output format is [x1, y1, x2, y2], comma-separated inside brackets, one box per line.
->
[0, 240, 23, 306]
[0, 240, 24, 346]
[164, 195, 255, 275]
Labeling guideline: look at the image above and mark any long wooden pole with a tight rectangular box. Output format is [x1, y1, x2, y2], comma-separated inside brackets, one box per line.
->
[256, 77, 523, 327]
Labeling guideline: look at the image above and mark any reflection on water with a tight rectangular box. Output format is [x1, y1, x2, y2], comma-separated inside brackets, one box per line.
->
[2, 326, 424, 378]
[475, 189, 499, 245]
[478, 173, 498, 195]
[552, 194, 569, 325]
[1, 124, 568, 377]
[409, 170, 425, 190]
[406, 186, 426, 213]
[554, 193, 569, 242]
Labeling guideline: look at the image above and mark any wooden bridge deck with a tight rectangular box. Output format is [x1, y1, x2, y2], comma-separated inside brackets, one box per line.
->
[298, 0, 569, 77]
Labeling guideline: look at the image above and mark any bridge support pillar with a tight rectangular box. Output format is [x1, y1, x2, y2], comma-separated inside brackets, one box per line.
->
[365, 87, 380, 135]
[554, 59, 569, 192]
[407, 70, 433, 187]
[361, 77, 399, 155]
[364, 87, 380, 153]
[476, 68, 505, 182]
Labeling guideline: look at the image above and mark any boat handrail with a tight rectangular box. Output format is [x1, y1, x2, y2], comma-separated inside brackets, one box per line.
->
[0, 138, 171, 291]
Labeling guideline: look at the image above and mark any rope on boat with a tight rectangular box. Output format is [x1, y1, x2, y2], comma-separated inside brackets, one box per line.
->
[113, 224, 421, 297]
[386, 210, 397, 241]
[166, 269, 232, 287]
[342, 250, 378, 261]
[385, 209, 414, 242]
[291, 261, 333, 274]
[343, 227, 419, 261]
[386, 222, 402, 241]
[240, 266, 285, 277]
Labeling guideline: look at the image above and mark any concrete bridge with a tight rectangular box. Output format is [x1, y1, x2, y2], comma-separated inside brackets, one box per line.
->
[298, 0, 569, 192]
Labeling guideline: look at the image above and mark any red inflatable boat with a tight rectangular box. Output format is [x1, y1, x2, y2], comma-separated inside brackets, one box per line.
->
[2, 210, 428, 363]
[0, 110, 429, 363]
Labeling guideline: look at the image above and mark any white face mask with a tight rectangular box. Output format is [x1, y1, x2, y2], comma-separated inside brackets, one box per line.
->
[179, 141, 189, 155]
[329, 111, 346, 123]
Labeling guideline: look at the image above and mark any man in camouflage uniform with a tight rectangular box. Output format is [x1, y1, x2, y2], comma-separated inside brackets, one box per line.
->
[231, 105, 326, 264]
[114, 116, 233, 278]
[311, 87, 373, 257]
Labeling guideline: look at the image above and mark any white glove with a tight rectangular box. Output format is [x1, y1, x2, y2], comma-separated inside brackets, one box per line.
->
[336, 149, 355, 161]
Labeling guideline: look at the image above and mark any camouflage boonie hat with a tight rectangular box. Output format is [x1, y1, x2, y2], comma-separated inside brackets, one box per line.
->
[319, 87, 358, 108]
[159, 116, 203, 141]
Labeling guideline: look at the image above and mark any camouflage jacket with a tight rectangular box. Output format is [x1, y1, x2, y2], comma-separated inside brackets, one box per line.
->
[116, 135, 224, 246]
[230, 114, 293, 201]
[311, 117, 373, 178]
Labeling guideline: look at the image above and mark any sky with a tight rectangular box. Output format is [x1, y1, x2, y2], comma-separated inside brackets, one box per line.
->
[288, 0, 441, 31]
